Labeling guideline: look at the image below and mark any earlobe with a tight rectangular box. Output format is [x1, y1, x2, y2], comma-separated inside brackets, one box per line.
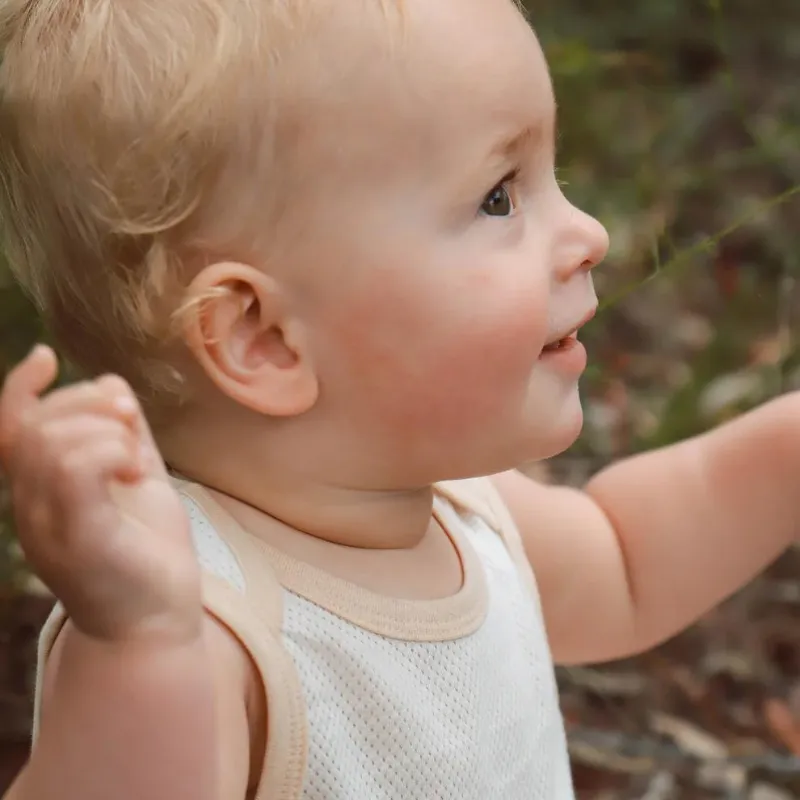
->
[181, 262, 319, 417]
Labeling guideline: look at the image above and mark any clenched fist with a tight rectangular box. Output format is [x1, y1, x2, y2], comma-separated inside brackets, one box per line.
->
[0, 346, 202, 644]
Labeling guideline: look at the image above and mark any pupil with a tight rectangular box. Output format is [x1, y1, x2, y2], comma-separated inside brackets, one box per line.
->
[482, 186, 511, 217]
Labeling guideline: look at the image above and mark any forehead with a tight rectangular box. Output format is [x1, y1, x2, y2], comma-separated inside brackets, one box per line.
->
[402, 0, 550, 112]
[406, 0, 553, 157]
[279, 0, 553, 181]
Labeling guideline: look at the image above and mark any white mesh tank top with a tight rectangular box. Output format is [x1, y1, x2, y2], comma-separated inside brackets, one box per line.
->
[33, 478, 575, 800]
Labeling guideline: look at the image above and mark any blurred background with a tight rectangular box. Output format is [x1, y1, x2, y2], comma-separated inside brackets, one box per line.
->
[1, 0, 799, 797]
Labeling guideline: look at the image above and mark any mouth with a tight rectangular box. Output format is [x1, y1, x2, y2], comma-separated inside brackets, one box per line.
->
[541, 306, 597, 354]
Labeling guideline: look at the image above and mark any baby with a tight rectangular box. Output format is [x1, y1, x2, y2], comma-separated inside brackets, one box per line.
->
[0, 0, 797, 798]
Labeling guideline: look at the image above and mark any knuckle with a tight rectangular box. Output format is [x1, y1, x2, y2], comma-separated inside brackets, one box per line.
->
[38, 420, 75, 459]
[57, 449, 87, 480]
[62, 381, 103, 406]
[97, 374, 133, 397]
[42, 381, 103, 416]
[38, 417, 65, 441]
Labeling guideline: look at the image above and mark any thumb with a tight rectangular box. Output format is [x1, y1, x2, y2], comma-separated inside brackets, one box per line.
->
[0, 345, 58, 462]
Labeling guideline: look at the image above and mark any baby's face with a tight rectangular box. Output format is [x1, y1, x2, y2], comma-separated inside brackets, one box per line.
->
[271, 0, 609, 483]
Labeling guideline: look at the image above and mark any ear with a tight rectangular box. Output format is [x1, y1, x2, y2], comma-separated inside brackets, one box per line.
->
[181, 262, 318, 417]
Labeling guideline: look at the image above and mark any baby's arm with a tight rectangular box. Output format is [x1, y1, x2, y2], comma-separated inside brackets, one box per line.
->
[493, 393, 800, 665]
[8, 615, 256, 800]
[0, 348, 260, 800]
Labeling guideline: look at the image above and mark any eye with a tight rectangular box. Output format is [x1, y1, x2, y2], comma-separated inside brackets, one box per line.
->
[480, 171, 518, 217]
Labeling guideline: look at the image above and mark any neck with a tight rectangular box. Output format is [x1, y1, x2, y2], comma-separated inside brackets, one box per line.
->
[160, 417, 435, 551]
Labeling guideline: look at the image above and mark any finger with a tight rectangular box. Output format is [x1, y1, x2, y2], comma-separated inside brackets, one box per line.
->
[55, 438, 145, 528]
[33, 380, 138, 427]
[11, 415, 142, 493]
[7, 416, 142, 536]
[42, 415, 140, 459]
[76, 438, 145, 486]
[0, 345, 58, 459]
[12, 436, 140, 567]
[96, 376, 168, 479]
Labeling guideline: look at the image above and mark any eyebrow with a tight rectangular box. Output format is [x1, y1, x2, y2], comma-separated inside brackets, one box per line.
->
[491, 124, 542, 159]
[488, 104, 558, 161]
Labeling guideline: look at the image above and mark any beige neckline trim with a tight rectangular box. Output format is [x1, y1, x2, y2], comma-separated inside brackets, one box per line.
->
[180, 481, 490, 643]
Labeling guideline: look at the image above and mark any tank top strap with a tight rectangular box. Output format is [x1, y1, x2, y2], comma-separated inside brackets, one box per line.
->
[435, 476, 539, 602]
[171, 477, 308, 800]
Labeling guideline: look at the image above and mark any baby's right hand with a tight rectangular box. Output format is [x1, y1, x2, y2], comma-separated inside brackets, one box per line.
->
[0, 346, 202, 644]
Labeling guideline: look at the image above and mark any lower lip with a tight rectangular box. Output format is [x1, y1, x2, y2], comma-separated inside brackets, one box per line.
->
[538, 336, 587, 374]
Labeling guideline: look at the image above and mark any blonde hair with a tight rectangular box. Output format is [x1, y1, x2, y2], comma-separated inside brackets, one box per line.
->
[0, 0, 330, 408]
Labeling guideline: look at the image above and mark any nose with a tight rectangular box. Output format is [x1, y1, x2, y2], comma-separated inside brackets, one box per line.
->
[554, 202, 609, 282]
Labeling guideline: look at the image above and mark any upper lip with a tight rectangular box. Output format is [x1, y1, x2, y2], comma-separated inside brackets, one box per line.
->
[544, 305, 598, 346]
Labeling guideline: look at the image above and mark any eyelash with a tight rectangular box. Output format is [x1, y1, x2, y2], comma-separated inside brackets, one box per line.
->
[498, 168, 521, 190]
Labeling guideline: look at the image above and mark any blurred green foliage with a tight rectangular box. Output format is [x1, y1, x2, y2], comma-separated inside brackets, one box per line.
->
[533, 0, 799, 461]
[1, 0, 798, 583]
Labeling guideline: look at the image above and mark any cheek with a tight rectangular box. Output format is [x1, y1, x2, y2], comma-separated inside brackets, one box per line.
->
[325, 268, 549, 439]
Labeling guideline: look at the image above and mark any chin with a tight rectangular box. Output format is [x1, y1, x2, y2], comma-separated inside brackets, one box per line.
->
[427, 391, 585, 482]
[461, 417, 581, 481]
[520, 397, 584, 463]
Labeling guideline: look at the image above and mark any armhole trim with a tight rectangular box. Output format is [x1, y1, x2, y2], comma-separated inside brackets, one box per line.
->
[174, 479, 308, 800]
[201, 574, 307, 800]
